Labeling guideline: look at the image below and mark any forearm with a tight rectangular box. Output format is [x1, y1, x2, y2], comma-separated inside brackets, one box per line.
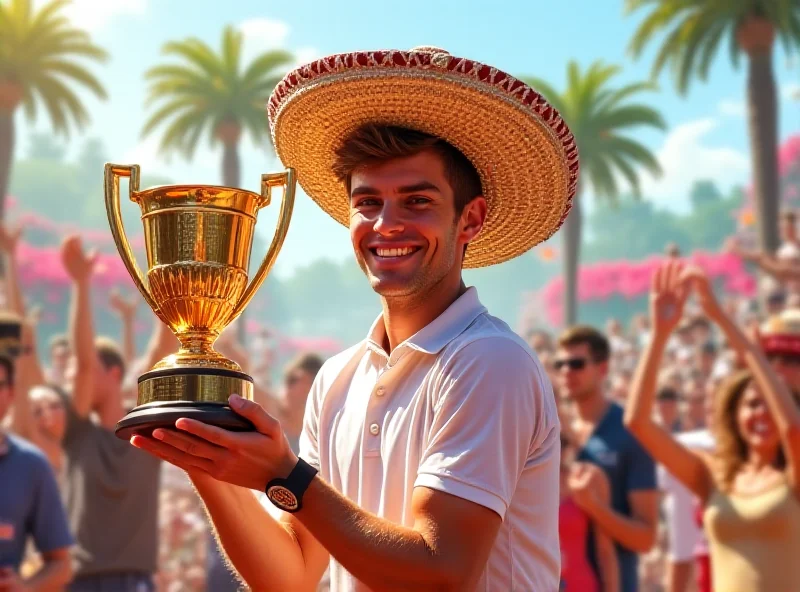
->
[742, 344, 800, 433]
[595, 535, 620, 592]
[4, 255, 24, 315]
[582, 500, 655, 553]
[24, 557, 72, 592]
[192, 475, 310, 591]
[297, 477, 462, 591]
[121, 316, 136, 365]
[624, 331, 668, 430]
[70, 279, 95, 370]
[754, 253, 800, 280]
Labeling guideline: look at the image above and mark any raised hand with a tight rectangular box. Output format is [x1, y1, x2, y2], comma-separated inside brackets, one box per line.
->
[109, 288, 138, 319]
[680, 265, 722, 322]
[60, 235, 97, 283]
[650, 259, 689, 337]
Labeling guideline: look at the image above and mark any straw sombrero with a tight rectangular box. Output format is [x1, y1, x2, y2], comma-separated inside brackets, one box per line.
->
[267, 46, 579, 268]
[761, 308, 800, 356]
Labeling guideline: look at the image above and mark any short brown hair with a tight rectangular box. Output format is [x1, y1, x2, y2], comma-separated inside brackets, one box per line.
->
[557, 325, 610, 363]
[285, 352, 325, 379]
[332, 124, 483, 217]
[95, 337, 125, 378]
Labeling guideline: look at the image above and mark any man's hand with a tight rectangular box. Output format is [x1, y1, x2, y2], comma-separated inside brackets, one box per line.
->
[0, 567, 27, 592]
[60, 235, 96, 283]
[568, 462, 610, 512]
[109, 289, 138, 319]
[0, 225, 23, 255]
[130, 394, 298, 490]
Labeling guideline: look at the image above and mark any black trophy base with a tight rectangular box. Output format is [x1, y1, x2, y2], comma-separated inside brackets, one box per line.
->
[115, 401, 255, 441]
[115, 366, 256, 440]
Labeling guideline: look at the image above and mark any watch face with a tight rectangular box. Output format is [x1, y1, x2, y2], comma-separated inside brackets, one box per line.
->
[267, 485, 299, 512]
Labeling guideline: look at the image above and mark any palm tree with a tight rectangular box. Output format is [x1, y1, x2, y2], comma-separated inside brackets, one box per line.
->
[142, 25, 293, 189]
[626, 0, 800, 255]
[0, 0, 108, 221]
[524, 62, 666, 326]
[143, 26, 293, 343]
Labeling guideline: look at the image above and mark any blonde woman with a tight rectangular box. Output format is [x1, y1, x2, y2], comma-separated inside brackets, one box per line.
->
[624, 260, 800, 592]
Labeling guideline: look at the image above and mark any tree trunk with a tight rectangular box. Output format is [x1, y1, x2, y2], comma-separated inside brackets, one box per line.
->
[746, 51, 780, 255]
[222, 140, 249, 345]
[0, 110, 15, 278]
[0, 110, 14, 224]
[562, 190, 582, 327]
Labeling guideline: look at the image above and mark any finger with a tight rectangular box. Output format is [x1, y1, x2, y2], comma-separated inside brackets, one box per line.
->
[151, 428, 223, 460]
[130, 435, 215, 471]
[229, 394, 280, 437]
[667, 259, 683, 294]
[174, 418, 241, 449]
[652, 264, 664, 294]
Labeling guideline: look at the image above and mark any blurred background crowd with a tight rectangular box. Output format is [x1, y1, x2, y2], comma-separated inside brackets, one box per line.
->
[3, 0, 800, 590]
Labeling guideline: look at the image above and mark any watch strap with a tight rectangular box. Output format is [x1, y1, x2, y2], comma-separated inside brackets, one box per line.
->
[266, 457, 318, 513]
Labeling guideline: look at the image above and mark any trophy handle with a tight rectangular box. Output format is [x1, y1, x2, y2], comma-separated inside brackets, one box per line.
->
[103, 164, 164, 320]
[227, 168, 296, 324]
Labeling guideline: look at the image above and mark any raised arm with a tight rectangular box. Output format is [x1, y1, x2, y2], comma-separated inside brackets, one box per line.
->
[623, 261, 713, 503]
[120, 314, 179, 404]
[108, 289, 138, 365]
[9, 320, 47, 442]
[726, 237, 800, 281]
[0, 224, 26, 316]
[61, 236, 97, 419]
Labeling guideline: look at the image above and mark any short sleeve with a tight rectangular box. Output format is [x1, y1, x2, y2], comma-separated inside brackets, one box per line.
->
[625, 432, 657, 492]
[415, 338, 556, 519]
[298, 374, 322, 472]
[30, 458, 73, 554]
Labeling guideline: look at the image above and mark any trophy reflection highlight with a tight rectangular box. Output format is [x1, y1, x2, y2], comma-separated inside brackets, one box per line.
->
[104, 163, 296, 440]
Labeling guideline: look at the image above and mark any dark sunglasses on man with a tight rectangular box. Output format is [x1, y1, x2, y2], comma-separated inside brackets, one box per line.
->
[553, 357, 588, 371]
[767, 353, 800, 367]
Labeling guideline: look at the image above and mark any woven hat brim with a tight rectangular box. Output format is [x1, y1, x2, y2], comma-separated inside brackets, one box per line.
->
[269, 57, 578, 268]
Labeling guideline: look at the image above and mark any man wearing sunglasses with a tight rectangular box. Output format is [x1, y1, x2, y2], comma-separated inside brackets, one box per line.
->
[759, 309, 800, 394]
[555, 325, 658, 592]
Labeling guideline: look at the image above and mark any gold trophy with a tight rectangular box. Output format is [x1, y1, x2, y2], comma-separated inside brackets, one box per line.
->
[104, 164, 295, 440]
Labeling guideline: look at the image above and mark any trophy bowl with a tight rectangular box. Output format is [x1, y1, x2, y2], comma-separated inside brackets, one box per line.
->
[104, 164, 295, 440]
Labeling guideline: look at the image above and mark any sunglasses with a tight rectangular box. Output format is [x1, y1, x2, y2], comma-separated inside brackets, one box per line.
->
[553, 358, 588, 371]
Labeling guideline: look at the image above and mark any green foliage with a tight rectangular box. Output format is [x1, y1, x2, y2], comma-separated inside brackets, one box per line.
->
[626, 0, 800, 94]
[141, 26, 293, 160]
[0, 0, 108, 135]
[523, 61, 666, 202]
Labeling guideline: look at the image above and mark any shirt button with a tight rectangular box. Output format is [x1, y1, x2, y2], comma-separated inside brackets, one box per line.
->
[375, 386, 386, 397]
[369, 423, 380, 436]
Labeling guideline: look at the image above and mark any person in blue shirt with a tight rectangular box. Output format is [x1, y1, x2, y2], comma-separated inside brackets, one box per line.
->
[0, 353, 74, 590]
[556, 325, 658, 592]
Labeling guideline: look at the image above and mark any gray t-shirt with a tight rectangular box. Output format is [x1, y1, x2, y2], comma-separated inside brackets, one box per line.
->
[0, 434, 73, 569]
[61, 400, 161, 578]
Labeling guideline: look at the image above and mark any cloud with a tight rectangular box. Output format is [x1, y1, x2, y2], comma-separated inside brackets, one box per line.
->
[238, 18, 318, 68]
[239, 18, 291, 51]
[718, 98, 746, 117]
[58, 0, 147, 31]
[606, 118, 750, 213]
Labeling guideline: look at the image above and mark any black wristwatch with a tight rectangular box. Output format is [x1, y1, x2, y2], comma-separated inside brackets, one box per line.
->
[265, 458, 318, 513]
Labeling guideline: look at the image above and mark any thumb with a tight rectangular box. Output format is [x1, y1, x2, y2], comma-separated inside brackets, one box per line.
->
[229, 394, 279, 436]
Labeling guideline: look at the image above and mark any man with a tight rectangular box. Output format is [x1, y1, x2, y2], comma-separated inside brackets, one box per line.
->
[554, 325, 658, 592]
[0, 352, 73, 590]
[277, 352, 325, 453]
[58, 235, 170, 592]
[131, 46, 577, 591]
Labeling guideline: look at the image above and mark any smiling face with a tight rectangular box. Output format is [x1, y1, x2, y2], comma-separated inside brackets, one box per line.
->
[735, 384, 781, 455]
[348, 149, 486, 298]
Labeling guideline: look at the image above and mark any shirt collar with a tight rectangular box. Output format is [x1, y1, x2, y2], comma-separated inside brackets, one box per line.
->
[365, 287, 487, 362]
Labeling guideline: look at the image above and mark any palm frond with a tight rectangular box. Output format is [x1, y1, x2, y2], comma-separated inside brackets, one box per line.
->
[39, 58, 107, 99]
[605, 135, 663, 177]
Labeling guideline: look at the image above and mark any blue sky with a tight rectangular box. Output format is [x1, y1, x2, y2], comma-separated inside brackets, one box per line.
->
[16, 0, 800, 277]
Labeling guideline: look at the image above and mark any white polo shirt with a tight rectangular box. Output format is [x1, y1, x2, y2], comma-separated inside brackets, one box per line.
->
[299, 287, 561, 592]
